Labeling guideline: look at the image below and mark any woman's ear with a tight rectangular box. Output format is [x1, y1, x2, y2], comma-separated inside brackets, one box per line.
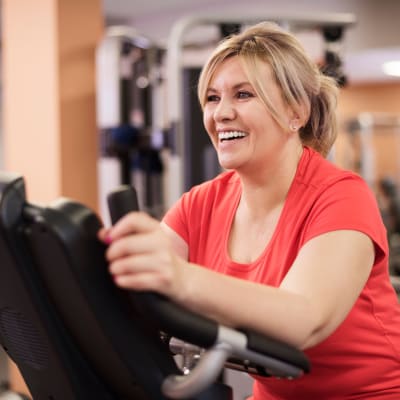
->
[289, 115, 302, 132]
[288, 106, 306, 132]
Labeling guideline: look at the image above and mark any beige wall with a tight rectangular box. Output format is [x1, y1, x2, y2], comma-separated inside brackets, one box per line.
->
[2, 0, 103, 209]
[335, 82, 400, 181]
[338, 82, 400, 119]
[2, 0, 60, 203]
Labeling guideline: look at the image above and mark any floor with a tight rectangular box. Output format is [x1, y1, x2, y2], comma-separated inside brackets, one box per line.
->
[0, 348, 8, 388]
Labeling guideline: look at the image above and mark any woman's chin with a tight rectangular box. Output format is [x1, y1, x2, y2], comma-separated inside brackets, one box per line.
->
[218, 159, 238, 170]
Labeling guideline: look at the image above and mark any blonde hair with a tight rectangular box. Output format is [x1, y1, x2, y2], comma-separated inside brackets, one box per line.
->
[197, 21, 339, 157]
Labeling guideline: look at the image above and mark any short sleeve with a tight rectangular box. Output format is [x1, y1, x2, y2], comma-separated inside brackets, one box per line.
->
[302, 176, 388, 263]
[162, 193, 190, 243]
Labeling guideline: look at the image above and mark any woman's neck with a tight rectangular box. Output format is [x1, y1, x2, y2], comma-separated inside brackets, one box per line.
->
[237, 145, 304, 218]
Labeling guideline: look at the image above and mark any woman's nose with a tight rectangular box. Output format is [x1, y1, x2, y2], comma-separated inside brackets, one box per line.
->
[213, 98, 236, 121]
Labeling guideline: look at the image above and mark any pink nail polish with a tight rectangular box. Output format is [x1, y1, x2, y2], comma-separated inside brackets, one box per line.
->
[105, 235, 112, 244]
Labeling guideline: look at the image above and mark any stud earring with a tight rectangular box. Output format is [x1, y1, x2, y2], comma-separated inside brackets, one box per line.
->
[290, 124, 298, 132]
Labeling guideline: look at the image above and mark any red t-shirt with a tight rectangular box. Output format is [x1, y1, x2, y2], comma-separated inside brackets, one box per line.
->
[163, 146, 400, 399]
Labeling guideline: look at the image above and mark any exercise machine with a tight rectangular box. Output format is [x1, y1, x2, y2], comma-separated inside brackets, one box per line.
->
[96, 26, 166, 222]
[0, 171, 309, 399]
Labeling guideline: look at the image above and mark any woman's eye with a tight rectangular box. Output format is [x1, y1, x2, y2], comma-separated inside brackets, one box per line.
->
[206, 94, 219, 102]
[237, 91, 253, 99]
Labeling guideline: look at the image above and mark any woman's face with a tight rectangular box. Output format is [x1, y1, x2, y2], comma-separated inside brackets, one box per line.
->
[203, 56, 295, 174]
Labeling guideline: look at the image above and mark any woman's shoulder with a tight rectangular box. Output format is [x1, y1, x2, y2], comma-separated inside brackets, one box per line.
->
[177, 170, 241, 216]
[186, 170, 239, 196]
[300, 146, 367, 190]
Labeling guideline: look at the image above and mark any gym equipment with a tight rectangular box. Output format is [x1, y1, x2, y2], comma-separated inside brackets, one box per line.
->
[0, 171, 310, 399]
[96, 26, 165, 222]
[345, 112, 400, 288]
[345, 113, 400, 189]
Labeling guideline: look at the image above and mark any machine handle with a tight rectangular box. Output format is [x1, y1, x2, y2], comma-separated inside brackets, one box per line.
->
[107, 185, 138, 224]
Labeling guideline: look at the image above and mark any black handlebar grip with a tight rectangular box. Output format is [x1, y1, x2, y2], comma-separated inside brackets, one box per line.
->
[107, 185, 139, 224]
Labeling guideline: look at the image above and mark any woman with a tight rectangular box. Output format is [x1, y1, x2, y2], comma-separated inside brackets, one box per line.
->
[101, 22, 400, 399]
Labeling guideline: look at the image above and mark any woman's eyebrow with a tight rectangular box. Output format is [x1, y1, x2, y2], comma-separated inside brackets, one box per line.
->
[206, 81, 252, 92]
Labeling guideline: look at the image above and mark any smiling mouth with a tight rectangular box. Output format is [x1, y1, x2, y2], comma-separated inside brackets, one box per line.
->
[218, 131, 247, 142]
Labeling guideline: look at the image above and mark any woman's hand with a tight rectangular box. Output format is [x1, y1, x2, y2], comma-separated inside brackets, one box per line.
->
[98, 211, 187, 301]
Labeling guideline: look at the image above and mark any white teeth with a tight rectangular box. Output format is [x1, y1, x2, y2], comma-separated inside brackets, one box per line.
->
[218, 131, 247, 140]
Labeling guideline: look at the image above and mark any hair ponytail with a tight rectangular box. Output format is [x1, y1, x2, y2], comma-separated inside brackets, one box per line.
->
[300, 73, 338, 157]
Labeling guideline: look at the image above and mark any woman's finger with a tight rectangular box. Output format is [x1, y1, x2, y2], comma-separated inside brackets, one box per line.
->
[113, 272, 168, 291]
[98, 226, 112, 243]
[109, 252, 173, 276]
[108, 211, 160, 241]
[108, 253, 155, 275]
[106, 230, 165, 261]
[109, 254, 175, 294]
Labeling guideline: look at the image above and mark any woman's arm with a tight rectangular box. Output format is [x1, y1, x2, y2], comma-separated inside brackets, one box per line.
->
[102, 211, 374, 349]
[160, 221, 189, 260]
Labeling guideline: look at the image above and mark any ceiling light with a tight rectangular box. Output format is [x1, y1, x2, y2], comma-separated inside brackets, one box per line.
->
[382, 61, 400, 77]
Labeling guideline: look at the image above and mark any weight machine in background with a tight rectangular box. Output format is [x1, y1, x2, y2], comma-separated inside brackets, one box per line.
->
[96, 26, 166, 224]
[344, 113, 400, 289]
[344, 113, 400, 191]
[96, 13, 356, 224]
